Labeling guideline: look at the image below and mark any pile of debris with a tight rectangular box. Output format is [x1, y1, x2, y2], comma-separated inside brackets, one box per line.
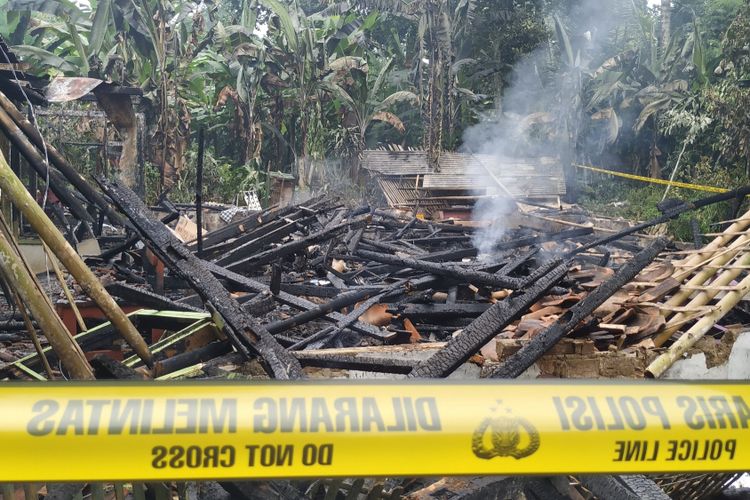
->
[1, 79, 750, 497]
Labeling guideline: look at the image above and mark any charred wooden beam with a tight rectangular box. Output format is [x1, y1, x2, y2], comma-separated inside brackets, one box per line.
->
[241, 291, 276, 316]
[90, 354, 145, 380]
[105, 282, 204, 313]
[493, 227, 593, 251]
[225, 216, 369, 272]
[193, 195, 327, 251]
[215, 219, 308, 265]
[292, 351, 414, 374]
[375, 210, 473, 233]
[153, 341, 234, 378]
[356, 249, 525, 289]
[291, 281, 407, 350]
[360, 237, 425, 256]
[396, 303, 491, 320]
[204, 261, 393, 341]
[264, 287, 382, 334]
[407, 263, 569, 379]
[489, 237, 668, 379]
[98, 178, 303, 379]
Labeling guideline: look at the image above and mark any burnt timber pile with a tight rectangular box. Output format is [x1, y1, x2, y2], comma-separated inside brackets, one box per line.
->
[1, 83, 750, 498]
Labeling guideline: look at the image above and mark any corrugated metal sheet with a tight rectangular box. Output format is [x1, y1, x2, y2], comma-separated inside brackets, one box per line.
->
[362, 150, 433, 176]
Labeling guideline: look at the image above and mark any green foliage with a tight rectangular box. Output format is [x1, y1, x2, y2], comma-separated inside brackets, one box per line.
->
[580, 158, 748, 241]
[5, 0, 750, 213]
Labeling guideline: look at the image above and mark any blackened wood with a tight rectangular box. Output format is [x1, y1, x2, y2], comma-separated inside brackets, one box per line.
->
[392, 216, 417, 239]
[90, 354, 145, 379]
[270, 263, 282, 295]
[398, 303, 491, 320]
[375, 210, 473, 233]
[567, 187, 750, 257]
[346, 227, 364, 253]
[225, 216, 368, 272]
[264, 287, 382, 334]
[360, 237, 423, 256]
[496, 248, 538, 276]
[493, 227, 593, 251]
[419, 247, 477, 262]
[204, 261, 393, 340]
[241, 291, 276, 316]
[407, 263, 569, 379]
[293, 352, 414, 374]
[356, 249, 524, 289]
[99, 178, 302, 379]
[98, 211, 178, 261]
[292, 281, 407, 350]
[490, 237, 668, 379]
[214, 218, 309, 265]
[105, 282, 204, 313]
[153, 341, 234, 377]
[194, 195, 329, 251]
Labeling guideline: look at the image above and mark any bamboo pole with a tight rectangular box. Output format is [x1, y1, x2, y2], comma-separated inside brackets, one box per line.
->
[0, 149, 153, 367]
[673, 207, 750, 269]
[0, 224, 94, 379]
[654, 251, 750, 346]
[658, 232, 750, 324]
[15, 295, 54, 379]
[42, 241, 87, 332]
[647, 268, 750, 378]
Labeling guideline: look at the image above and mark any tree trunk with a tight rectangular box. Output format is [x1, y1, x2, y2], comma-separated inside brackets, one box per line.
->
[660, 0, 671, 49]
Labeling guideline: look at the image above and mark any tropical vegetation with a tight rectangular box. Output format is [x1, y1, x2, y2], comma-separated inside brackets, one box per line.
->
[0, 0, 748, 215]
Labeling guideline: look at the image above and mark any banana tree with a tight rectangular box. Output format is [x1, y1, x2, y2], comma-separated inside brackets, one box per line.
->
[9, 0, 118, 79]
[585, 3, 709, 177]
[323, 56, 418, 156]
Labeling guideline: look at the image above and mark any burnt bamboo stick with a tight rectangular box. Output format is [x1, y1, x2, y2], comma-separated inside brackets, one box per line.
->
[407, 264, 569, 379]
[490, 237, 669, 378]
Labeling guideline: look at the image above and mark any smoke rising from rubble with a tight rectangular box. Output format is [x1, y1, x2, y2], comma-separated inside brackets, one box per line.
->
[461, 0, 620, 256]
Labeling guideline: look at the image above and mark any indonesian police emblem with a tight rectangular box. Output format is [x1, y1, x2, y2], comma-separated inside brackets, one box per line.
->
[472, 401, 540, 460]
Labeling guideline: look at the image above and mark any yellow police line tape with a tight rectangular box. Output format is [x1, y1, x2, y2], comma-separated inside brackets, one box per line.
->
[575, 164, 729, 194]
[1, 381, 749, 481]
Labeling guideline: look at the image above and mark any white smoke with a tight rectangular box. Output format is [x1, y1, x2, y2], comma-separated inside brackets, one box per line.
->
[461, 0, 624, 255]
